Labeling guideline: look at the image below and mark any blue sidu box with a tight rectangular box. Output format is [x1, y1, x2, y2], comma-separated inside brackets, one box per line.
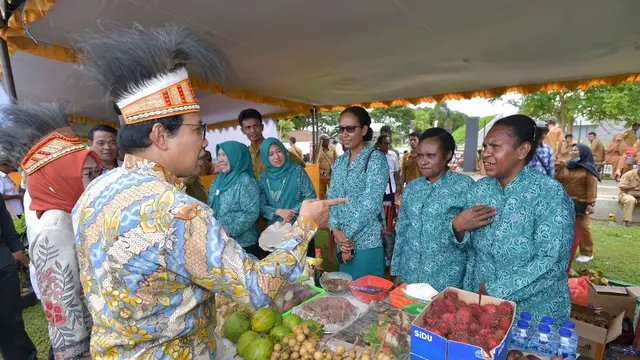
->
[410, 287, 515, 360]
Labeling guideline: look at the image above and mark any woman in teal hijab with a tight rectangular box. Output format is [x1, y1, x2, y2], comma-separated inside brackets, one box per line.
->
[208, 141, 263, 258]
[259, 138, 317, 254]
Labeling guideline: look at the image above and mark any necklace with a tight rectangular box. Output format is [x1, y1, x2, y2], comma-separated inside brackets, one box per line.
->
[266, 175, 290, 202]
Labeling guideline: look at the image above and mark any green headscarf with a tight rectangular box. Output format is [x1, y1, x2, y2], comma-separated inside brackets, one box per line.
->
[260, 137, 298, 210]
[209, 141, 253, 215]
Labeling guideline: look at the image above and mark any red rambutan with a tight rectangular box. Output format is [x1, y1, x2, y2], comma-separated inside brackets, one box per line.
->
[479, 313, 497, 328]
[468, 303, 483, 317]
[498, 318, 511, 332]
[498, 301, 513, 316]
[441, 313, 455, 323]
[483, 304, 498, 314]
[443, 290, 459, 302]
[455, 307, 473, 324]
[486, 337, 501, 350]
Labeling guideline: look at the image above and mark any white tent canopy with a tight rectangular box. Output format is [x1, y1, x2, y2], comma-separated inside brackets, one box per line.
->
[2, 0, 640, 128]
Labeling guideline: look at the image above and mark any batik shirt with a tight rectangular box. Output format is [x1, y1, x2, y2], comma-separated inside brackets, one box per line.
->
[460, 166, 574, 322]
[391, 171, 474, 291]
[207, 173, 259, 247]
[72, 155, 316, 359]
[328, 147, 388, 250]
[528, 144, 555, 177]
[259, 166, 317, 226]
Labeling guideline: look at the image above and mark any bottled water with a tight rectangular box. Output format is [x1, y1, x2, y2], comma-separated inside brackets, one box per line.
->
[557, 328, 577, 360]
[520, 311, 532, 322]
[529, 324, 553, 357]
[561, 320, 580, 347]
[511, 320, 530, 351]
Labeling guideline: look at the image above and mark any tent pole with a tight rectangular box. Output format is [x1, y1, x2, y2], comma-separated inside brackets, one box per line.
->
[311, 107, 318, 162]
[0, 38, 17, 103]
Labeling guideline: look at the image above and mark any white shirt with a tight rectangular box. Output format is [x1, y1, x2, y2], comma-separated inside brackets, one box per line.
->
[385, 152, 400, 194]
[0, 171, 23, 217]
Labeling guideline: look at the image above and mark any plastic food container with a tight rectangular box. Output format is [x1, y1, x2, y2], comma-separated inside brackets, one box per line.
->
[349, 275, 393, 303]
[282, 284, 326, 317]
[319, 272, 353, 294]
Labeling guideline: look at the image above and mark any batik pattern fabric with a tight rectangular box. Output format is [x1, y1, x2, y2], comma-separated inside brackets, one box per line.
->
[208, 173, 260, 247]
[528, 144, 555, 177]
[72, 155, 317, 359]
[461, 166, 575, 322]
[328, 147, 388, 250]
[391, 171, 474, 291]
[31, 210, 92, 359]
[259, 165, 317, 226]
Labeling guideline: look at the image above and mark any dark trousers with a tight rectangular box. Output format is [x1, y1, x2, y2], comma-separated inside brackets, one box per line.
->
[0, 264, 37, 360]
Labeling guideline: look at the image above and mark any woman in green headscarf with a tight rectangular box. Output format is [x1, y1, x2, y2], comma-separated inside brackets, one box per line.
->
[258, 138, 317, 230]
[208, 141, 263, 258]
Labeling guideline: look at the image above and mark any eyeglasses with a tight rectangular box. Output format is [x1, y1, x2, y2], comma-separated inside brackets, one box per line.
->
[337, 125, 362, 134]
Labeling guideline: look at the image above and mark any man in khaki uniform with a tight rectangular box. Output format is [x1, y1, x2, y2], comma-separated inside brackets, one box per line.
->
[401, 131, 421, 185]
[316, 134, 336, 199]
[544, 116, 564, 158]
[588, 132, 606, 170]
[618, 166, 640, 226]
[289, 136, 304, 160]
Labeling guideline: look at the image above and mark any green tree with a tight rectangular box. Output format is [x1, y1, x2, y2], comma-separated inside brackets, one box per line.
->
[370, 106, 415, 138]
[498, 82, 640, 132]
[277, 119, 295, 139]
[413, 108, 432, 132]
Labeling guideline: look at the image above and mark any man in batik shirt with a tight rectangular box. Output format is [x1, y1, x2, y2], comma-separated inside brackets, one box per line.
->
[73, 25, 343, 359]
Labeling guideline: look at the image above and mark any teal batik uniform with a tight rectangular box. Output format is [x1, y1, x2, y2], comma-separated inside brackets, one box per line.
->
[208, 141, 259, 248]
[259, 138, 317, 225]
[461, 166, 575, 322]
[391, 170, 474, 290]
[328, 146, 388, 279]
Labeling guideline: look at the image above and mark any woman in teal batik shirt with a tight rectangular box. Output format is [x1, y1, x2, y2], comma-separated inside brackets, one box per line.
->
[328, 106, 388, 279]
[208, 141, 263, 258]
[391, 128, 474, 290]
[452, 114, 575, 322]
[259, 137, 317, 254]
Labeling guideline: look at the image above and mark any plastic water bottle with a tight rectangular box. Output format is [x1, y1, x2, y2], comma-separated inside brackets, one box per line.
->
[511, 320, 531, 351]
[520, 311, 532, 322]
[557, 328, 577, 360]
[561, 320, 580, 348]
[529, 324, 553, 357]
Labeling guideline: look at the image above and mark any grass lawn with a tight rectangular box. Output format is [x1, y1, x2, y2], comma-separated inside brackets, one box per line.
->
[452, 115, 495, 144]
[15, 223, 639, 359]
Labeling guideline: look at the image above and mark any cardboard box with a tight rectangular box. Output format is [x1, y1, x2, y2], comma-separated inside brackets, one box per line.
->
[571, 304, 624, 360]
[411, 288, 515, 360]
[588, 284, 640, 321]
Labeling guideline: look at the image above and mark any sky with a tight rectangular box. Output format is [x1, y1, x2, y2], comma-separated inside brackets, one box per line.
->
[416, 92, 522, 118]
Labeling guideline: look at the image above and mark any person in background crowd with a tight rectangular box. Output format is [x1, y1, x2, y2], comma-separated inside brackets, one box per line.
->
[0, 197, 36, 360]
[317, 134, 337, 199]
[0, 157, 23, 219]
[557, 133, 574, 162]
[332, 139, 344, 157]
[377, 135, 401, 199]
[259, 138, 316, 254]
[238, 108, 305, 180]
[453, 114, 574, 322]
[634, 139, 640, 164]
[200, 150, 215, 176]
[401, 131, 421, 185]
[544, 116, 564, 158]
[289, 136, 304, 160]
[329, 106, 388, 279]
[606, 134, 628, 181]
[475, 149, 486, 175]
[618, 166, 640, 227]
[556, 144, 600, 263]
[392, 128, 473, 290]
[380, 125, 400, 158]
[74, 25, 345, 358]
[209, 141, 262, 258]
[588, 132, 606, 171]
[528, 122, 555, 177]
[0, 103, 103, 359]
[88, 124, 119, 170]
[623, 123, 639, 147]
